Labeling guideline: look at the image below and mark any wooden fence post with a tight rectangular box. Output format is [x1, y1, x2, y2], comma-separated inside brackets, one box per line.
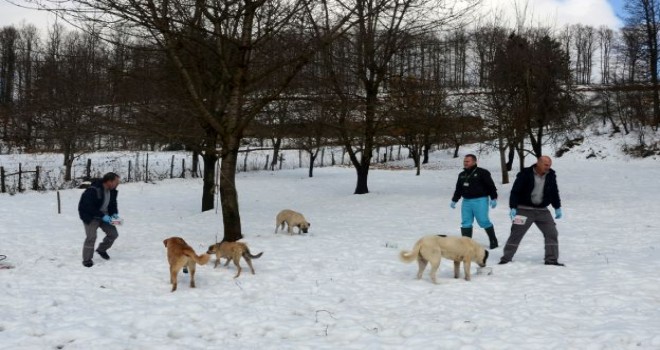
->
[243, 147, 249, 172]
[0, 166, 5, 193]
[128, 160, 132, 182]
[18, 163, 23, 193]
[145, 153, 149, 183]
[170, 155, 175, 179]
[264, 154, 270, 170]
[181, 159, 186, 178]
[32, 166, 40, 191]
[57, 191, 61, 214]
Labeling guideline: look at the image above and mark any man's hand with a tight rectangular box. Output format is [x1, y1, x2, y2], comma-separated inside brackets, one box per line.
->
[102, 215, 112, 224]
[509, 208, 517, 221]
[490, 199, 497, 209]
[450, 201, 457, 209]
[555, 208, 563, 219]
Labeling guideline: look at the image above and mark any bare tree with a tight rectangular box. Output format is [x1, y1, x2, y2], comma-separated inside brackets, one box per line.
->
[36, 0, 359, 242]
[317, 0, 479, 194]
[625, 0, 660, 128]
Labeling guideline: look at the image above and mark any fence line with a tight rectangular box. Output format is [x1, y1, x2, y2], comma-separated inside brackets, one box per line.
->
[0, 146, 413, 194]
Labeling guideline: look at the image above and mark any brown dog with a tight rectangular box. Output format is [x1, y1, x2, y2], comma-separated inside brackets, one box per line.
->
[399, 235, 489, 284]
[163, 237, 210, 292]
[275, 209, 311, 235]
[207, 241, 263, 278]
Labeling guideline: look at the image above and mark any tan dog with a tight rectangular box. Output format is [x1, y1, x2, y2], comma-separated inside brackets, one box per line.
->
[275, 209, 311, 235]
[399, 235, 489, 284]
[207, 241, 263, 278]
[163, 237, 210, 292]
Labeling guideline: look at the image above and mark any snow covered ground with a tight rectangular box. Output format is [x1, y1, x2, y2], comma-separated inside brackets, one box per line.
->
[1, 134, 660, 349]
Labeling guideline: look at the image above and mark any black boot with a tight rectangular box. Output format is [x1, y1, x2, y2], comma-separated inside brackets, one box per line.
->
[485, 226, 498, 249]
[460, 227, 473, 238]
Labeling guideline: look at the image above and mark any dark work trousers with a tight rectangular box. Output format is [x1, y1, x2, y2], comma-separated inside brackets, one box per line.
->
[82, 220, 118, 261]
[500, 207, 559, 263]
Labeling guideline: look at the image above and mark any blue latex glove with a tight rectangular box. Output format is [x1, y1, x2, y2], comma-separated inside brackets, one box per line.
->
[555, 208, 563, 219]
[490, 199, 497, 209]
[102, 215, 112, 224]
[111, 213, 120, 219]
[509, 208, 517, 221]
[450, 201, 457, 209]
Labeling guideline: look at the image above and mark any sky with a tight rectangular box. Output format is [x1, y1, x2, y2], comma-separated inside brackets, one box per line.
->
[0, 0, 629, 34]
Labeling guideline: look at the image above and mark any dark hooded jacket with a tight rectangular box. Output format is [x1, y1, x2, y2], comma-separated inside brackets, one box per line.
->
[452, 166, 498, 202]
[509, 165, 561, 209]
[78, 180, 118, 224]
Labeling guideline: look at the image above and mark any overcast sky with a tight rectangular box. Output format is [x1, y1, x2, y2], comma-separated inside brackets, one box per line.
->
[0, 0, 627, 35]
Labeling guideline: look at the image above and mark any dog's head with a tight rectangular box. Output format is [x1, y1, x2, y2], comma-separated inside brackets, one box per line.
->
[478, 249, 489, 267]
[299, 221, 311, 233]
[207, 244, 218, 255]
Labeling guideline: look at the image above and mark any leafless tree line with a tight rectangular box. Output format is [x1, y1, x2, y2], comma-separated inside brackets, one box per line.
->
[0, 0, 658, 242]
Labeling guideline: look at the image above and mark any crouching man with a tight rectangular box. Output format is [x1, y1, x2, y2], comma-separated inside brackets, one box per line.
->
[78, 172, 121, 267]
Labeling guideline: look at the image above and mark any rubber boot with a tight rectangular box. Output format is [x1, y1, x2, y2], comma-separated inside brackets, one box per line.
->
[460, 227, 473, 238]
[485, 226, 498, 249]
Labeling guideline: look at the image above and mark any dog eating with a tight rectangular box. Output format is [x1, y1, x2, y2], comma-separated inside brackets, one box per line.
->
[400, 235, 489, 284]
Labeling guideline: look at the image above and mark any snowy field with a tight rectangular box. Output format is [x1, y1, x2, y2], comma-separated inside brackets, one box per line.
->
[1, 133, 660, 349]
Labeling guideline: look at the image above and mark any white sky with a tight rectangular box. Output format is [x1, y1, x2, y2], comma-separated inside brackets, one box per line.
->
[0, 0, 623, 35]
[478, 0, 622, 29]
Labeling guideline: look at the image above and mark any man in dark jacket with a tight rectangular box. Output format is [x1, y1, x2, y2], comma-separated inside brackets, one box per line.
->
[78, 172, 121, 267]
[450, 154, 499, 249]
[499, 156, 564, 266]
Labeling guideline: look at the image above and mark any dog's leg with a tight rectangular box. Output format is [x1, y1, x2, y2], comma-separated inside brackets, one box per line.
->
[454, 260, 461, 279]
[244, 255, 256, 275]
[170, 267, 178, 292]
[463, 258, 471, 281]
[232, 253, 242, 278]
[189, 261, 197, 288]
[416, 257, 427, 280]
[224, 257, 231, 266]
[287, 221, 293, 235]
[214, 255, 220, 268]
[429, 258, 441, 284]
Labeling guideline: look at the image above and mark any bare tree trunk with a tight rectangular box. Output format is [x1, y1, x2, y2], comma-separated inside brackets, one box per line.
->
[498, 136, 509, 184]
[201, 151, 217, 212]
[271, 138, 281, 170]
[191, 150, 199, 178]
[308, 150, 318, 178]
[219, 137, 243, 242]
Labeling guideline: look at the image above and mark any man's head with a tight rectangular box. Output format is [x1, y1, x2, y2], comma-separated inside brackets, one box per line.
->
[102, 172, 120, 190]
[535, 156, 552, 175]
[463, 154, 477, 169]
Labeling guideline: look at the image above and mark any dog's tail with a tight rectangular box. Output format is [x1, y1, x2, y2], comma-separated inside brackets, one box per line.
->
[244, 248, 263, 259]
[399, 240, 422, 263]
[183, 249, 210, 265]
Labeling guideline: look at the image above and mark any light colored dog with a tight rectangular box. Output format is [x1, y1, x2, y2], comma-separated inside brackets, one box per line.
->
[399, 235, 489, 284]
[163, 237, 210, 292]
[207, 241, 263, 278]
[275, 209, 311, 235]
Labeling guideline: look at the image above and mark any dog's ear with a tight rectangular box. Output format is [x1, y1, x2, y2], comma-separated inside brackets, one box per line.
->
[163, 239, 169, 248]
[307, 222, 311, 227]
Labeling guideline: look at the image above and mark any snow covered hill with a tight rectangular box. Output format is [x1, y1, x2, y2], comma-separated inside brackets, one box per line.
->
[1, 136, 659, 349]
